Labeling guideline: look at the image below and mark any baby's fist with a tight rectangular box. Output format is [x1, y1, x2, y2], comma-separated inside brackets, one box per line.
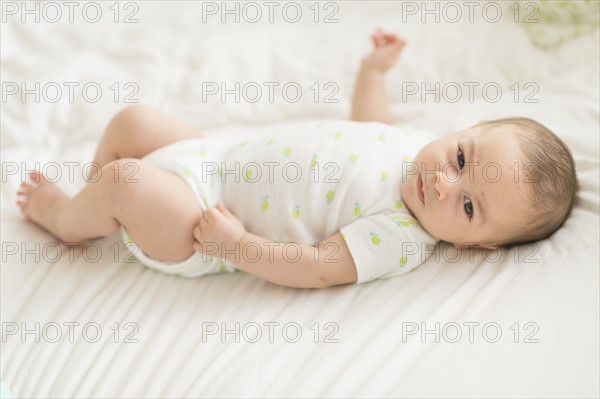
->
[192, 202, 247, 258]
[362, 29, 407, 73]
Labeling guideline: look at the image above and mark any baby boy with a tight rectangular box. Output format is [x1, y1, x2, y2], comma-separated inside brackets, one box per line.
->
[16, 30, 578, 288]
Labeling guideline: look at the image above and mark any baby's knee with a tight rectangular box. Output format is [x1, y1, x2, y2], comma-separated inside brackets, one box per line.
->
[97, 158, 147, 200]
[106, 104, 155, 135]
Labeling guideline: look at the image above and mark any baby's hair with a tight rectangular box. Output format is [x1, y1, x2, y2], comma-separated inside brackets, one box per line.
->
[476, 117, 579, 248]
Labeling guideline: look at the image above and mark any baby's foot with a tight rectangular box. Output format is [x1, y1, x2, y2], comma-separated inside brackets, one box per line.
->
[16, 171, 82, 245]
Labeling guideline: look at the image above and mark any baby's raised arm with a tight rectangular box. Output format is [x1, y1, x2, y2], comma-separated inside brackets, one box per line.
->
[351, 29, 406, 124]
[192, 203, 357, 288]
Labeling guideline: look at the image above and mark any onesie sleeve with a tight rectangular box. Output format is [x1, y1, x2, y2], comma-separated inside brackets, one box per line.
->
[339, 213, 439, 284]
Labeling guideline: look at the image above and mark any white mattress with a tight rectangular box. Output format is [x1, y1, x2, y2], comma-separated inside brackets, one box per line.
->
[1, 1, 599, 397]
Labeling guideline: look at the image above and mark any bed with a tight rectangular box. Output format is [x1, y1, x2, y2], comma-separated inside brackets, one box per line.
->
[1, 1, 599, 397]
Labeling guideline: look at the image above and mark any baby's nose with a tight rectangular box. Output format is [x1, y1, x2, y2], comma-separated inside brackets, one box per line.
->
[434, 171, 447, 201]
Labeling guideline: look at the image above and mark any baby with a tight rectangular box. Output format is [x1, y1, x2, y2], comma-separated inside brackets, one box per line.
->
[16, 30, 578, 288]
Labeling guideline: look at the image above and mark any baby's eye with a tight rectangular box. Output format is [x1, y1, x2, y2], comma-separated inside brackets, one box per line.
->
[464, 197, 474, 218]
[457, 147, 465, 169]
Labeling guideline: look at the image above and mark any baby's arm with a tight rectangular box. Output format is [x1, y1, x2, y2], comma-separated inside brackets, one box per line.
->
[236, 231, 356, 289]
[351, 29, 406, 124]
[192, 203, 357, 288]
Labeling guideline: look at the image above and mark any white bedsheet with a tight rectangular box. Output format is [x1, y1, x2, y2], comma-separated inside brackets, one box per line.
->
[1, 1, 599, 397]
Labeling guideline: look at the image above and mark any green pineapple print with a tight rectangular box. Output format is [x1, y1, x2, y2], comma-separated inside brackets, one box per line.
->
[292, 205, 301, 219]
[395, 199, 403, 209]
[266, 138, 275, 145]
[283, 147, 292, 157]
[399, 257, 407, 265]
[349, 153, 358, 163]
[354, 202, 362, 217]
[245, 168, 253, 180]
[325, 190, 335, 204]
[202, 196, 209, 208]
[390, 215, 418, 227]
[370, 232, 381, 245]
[334, 131, 342, 139]
[341, 232, 346, 240]
[402, 155, 410, 162]
[309, 154, 318, 168]
[261, 196, 269, 212]
[377, 134, 385, 142]
[219, 263, 227, 272]
[240, 141, 248, 147]
[182, 168, 191, 177]
[380, 171, 389, 181]
[217, 167, 222, 177]
[198, 148, 207, 158]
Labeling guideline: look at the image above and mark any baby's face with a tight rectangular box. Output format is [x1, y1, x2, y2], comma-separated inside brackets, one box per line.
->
[401, 124, 532, 248]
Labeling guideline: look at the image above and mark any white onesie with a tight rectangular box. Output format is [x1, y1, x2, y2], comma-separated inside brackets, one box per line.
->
[121, 120, 439, 283]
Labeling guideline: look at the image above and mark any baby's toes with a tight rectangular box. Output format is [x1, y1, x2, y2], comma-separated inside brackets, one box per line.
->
[17, 183, 30, 197]
[16, 183, 33, 212]
[17, 182, 34, 196]
[27, 171, 43, 184]
[20, 180, 34, 190]
[16, 195, 29, 215]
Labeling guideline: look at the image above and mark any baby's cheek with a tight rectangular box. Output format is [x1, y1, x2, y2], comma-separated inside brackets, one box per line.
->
[421, 211, 453, 242]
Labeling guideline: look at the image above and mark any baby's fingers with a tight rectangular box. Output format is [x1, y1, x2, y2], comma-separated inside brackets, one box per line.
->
[193, 224, 202, 240]
[216, 202, 237, 219]
[382, 32, 402, 42]
[371, 33, 384, 48]
[192, 225, 206, 252]
[372, 30, 406, 48]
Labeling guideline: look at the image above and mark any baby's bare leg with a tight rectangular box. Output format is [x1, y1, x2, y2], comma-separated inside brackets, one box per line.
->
[18, 158, 202, 262]
[89, 105, 204, 180]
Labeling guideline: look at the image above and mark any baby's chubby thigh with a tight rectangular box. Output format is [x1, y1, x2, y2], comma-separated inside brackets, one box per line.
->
[109, 158, 202, 263]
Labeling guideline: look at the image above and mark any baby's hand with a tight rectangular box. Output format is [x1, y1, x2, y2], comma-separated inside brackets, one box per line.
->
[192, 202, 247, 259]
[362, 29, 407, 73]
